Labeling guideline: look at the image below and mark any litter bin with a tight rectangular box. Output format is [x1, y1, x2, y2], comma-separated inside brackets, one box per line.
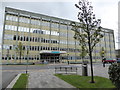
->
[68, 61, 69, 65]
[82, 63, 88, 76]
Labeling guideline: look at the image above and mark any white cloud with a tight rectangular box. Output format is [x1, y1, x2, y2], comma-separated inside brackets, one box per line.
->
[89, 0, 119, 49]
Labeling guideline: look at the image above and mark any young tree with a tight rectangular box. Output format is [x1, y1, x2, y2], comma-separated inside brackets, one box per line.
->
[26, 46, 29, 74]
[71, 0, 103, 83]
[80, 44, 87, 63]
[15, 42, 24, 63]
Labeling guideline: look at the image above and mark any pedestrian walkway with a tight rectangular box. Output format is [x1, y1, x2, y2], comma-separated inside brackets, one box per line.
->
[75, 63, 109, 78]
[28, 63, 109, 88]
[28, 69, 75, 88]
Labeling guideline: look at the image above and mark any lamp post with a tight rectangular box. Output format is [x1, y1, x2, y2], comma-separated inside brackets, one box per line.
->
[26, 46, 29, 74]
[67, 53, 69, 65]
[7, 49, 9, 64]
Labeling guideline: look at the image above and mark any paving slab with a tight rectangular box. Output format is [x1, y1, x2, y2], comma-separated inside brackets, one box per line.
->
[28, 69, 75, 88]
[28, 63, 110, 88]
[75, 63, 109, 78]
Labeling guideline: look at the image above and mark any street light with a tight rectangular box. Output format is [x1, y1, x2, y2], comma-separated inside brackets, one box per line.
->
[67, 53, 69, 65]
[26, 46, 29, 74]
[7, 49, 9, 64]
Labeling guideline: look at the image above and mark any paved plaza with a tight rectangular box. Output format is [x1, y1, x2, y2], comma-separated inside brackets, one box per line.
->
[28, 63, 110, 88]
[28, 69, 75, 88]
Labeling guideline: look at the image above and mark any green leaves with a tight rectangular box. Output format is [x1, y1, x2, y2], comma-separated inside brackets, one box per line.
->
[72, 0, 104, 83]
[71, 0, 104, 61]
[15, 42, 25, 63]
[108, 63, 120, 88]
[80, 45, 88, 59]
[75, 4, 79, 9]
[15, 42, 24, 56]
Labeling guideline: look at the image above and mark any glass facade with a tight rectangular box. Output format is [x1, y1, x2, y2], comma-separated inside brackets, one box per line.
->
[2, 7, 116, 63]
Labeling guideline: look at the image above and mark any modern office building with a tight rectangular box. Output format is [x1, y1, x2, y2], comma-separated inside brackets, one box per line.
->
[116, 49, 120, 58]
[1, 7, 116, 63]
[118, 1, 120, 49]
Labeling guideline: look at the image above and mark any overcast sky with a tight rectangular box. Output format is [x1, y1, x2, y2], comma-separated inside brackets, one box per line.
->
[1, 0, 120, 49]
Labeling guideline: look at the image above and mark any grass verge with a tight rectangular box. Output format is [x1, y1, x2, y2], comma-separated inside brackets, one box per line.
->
[55, 74, 115, 88]
[12, 73, 28, 89]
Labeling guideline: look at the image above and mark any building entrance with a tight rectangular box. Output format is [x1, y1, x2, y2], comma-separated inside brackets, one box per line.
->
[40, 53, 60, 63]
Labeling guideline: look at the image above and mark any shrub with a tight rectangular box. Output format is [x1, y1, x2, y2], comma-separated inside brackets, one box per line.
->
[108, 63, 120, 88]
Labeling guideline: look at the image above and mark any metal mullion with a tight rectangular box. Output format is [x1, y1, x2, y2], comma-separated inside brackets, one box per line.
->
[28, 15, 31, 62]
[49, 19, 52, 50]
[39, 17, 42, 62]
[15, 12, 20, 62]
[2, 11, 7, 62]
[67, 22, 69, 62]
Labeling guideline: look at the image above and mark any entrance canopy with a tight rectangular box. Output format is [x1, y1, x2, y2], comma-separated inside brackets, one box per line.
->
[40, 50, 67, 54]
[40, 50, 67, 63]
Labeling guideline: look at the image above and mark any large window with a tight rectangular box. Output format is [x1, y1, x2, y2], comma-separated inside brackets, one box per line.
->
[6, 15, 18, 22]
[5, 25, 17, 31]
[32, 29, 59, 36]
[31, 28, 40, 33]
[3, 44, 10, 49]
[19, 17, 30, 23]
[76, 41, 79, 45]
[60, 40, 67, 44]
[41, 21, 50, 27]
[68, 26, 72, 30]
[4, 34, 13, 40]
[60, 32, 67, 37]
[31, 19, 40, 25]
[68, 41, 75, 45]
[51, 23, 59, 28]
[110, 34, 114, 42]
[60, 24, 67, 30]
[51, 31, 59, 36]
[43, 30, 50, 35]
[18, 26, 29, 32]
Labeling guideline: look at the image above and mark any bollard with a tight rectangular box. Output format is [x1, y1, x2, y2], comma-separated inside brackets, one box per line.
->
[103, 62, 105, 67]
[82, 63, 88, 76]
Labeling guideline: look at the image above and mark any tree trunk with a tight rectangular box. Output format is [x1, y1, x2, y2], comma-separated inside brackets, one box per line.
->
[88, 33, 95, 83]
[89, 50, 94, 83]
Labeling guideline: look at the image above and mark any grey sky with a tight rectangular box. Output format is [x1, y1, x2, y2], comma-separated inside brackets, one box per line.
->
[1, 0, 119, 49]
[2, 2, 78, 21]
